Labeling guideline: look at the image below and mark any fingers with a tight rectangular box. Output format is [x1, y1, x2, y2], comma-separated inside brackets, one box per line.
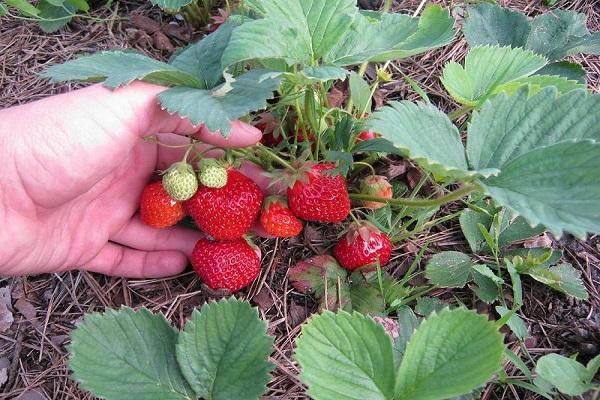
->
[111, 216, 202, 257]
[83, 242, 188, 278]
[194, 120, 262, 148]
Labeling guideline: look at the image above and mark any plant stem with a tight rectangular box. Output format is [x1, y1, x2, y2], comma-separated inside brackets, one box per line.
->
[353, 161, 377, 176]
[349, 184, 479, 208]
[448, 105, 474, 121]
[258, 145, 295, 171]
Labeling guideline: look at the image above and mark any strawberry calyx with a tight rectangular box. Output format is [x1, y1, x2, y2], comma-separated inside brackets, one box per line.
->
[343, 220, 382, 245]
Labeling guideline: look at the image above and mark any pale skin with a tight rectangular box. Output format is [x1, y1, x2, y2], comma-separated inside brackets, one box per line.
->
[0, 81, 270, 278]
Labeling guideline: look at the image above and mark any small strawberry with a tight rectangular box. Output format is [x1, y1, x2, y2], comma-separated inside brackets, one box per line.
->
[191, 237, 261, 293]
[260, 195, 303, 237]
[162, 161, 198, 201]
[333, 221, 392, 271]
[359, 175, 393, 209]
[140, 181, 186, 228]
[286, 162, 350, 222]
[198, 159, 228, 188]
[185, 169, 263, 240]
[356, 130, 382, 142]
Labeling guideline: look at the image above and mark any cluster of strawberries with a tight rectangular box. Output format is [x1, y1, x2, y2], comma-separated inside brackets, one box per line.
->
[139, 147, 394, 294]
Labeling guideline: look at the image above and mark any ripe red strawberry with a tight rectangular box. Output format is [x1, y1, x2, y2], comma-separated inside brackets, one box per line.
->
[359, 175, 393, 209]
[185, 170, 263, 240]
[260, 196, 303, 237]
[287, 163, 350, 222]
[140, 181, 185, 228]
[191, 238, 261, 293]
[333, 221, 392, 271]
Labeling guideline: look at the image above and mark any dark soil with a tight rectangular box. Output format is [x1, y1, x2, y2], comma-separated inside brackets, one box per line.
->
[0, 0, 599, 399]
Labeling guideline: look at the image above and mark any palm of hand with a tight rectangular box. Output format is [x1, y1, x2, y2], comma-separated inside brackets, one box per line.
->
[0, 82, 261, 277]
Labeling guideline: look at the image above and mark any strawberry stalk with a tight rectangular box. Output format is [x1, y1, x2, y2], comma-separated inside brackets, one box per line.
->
[349, 183, 479, 208]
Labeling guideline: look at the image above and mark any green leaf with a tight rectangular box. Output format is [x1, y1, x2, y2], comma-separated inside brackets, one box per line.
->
[367, 101, 468, 178]
[504, 348, 532, 380]
[0, 2, 7, 15]
[5, 0, 39, 15]
[324, 150, 354, 176]
[295, 311, 396, 400]
[223, 0, 357, 67]
[496, 306, 529, 340]
[414, 297, 448, 316]
[472, 270, 500, 303]
[395, 308, 504, 400]
[394, 306, 420, 363]
[170, 20, 237, 89]
[506, 260, 523, 307]
[472, 264, 503, 284]
[494, 74, 584, 97]
[176, 299, 273, 400]
[148, 0, 192, 11]
[67, 0, 88, 11]
[69, 307, 195, 400]
[586, 354, 600, 380]
[349, 71, 372, 116]
[527, 263, 588, 300]
[425, 251, 473, 288]
[37, 0, 75, 32]
[325, 5, 455, 66]
[286, 65, 348, 84]
[536, 354, 594, 396]
[535, 61, 586, 84]
[526, 10, 600, 61]
[463, 3, 529, 48]
[352, 138, 401, 155]
[441, 45, 547, 107]
[158, 69, 281, 135]
[467, 87, 600, 171]
[460, 208, 491, 253]
[463, 4, 600, 61]
[42, 50, 204, 89]
[348, 280, 385, 314]
[480, 140, 600, 238]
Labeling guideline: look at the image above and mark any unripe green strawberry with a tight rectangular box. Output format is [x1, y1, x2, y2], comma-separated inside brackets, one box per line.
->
[162, 162, 198, 201]
[199, 160, 228, 188]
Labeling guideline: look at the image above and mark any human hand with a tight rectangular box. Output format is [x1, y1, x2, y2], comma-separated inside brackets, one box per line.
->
[0, 82, 265, 278]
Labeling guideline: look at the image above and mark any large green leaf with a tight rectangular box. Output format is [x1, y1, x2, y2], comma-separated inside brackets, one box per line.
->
[69, 307, 195, 400]
[462, 3, 529, 48]
[525, 10, 600, 61]
[480, 140, 600, 238]
[42, 51, 204, 89]
[463, 4, 600, 61]
[467, 87, 600, 170]
[395, 308, 504, 400]
[170, 20, 237, 89]
[158, 69, 281, 135]
[325, 5, 455, 66]
[4, 0, 39, 16]
[295, 311, 396, 400]
[176, 299, 273, 400]
[536, 354, 595, 396]
[223, 0, 357, 67]
[349, 71, 372, 116]
[367, 101, 468, 177]
[441, 45, 547, 107]
[425, 251, 473, 288]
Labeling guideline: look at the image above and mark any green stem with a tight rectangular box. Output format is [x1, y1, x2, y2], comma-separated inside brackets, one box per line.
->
[353, 161, 377, 176]
[349, 184, 479, 208]
[449, 105, 474, 121]
[383, 0, 392, 12]
[258, 145, 295, 171]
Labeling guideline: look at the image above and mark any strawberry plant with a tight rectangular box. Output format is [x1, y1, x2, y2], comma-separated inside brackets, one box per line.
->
[40, 0, 600, 398]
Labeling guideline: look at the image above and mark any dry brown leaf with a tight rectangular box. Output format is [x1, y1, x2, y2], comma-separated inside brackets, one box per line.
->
[327, 86, 347, 108]
[287, 303, 308, 327]
[162, 23, 191, 42]
[152, 31, 175, 53]
[129, 14, 161, 34]
[17, 389, 46, 400]
[15, 298, 36, 323]
[252, 287, 274, 312]
[372, 316, 400, 339]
